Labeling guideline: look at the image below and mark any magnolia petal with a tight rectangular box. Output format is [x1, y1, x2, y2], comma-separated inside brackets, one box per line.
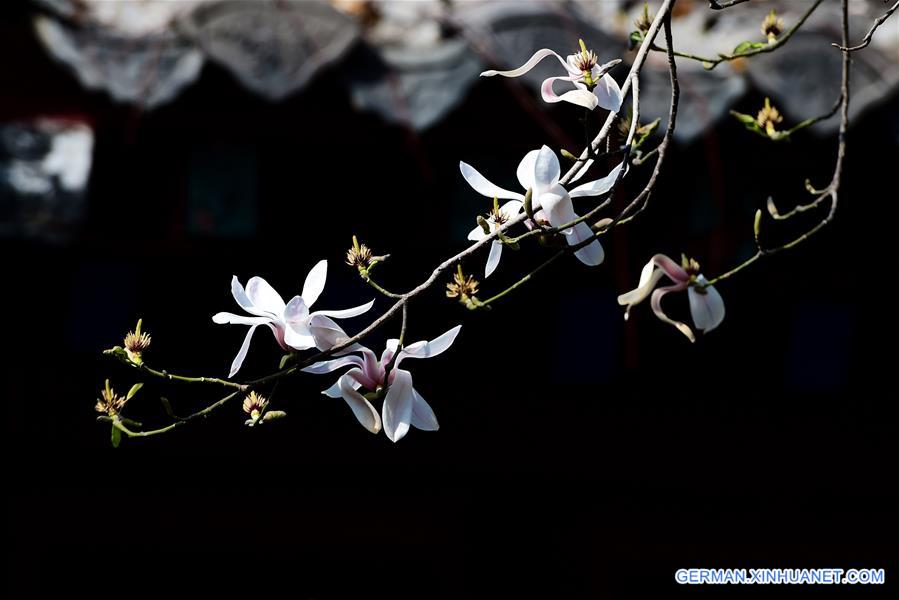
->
[539, 183, 575, 229]
[459, 162, 525, 201]
[312, 299, 375, 320]
[228, 323, 261, 378]
[534, 145, 561, 197]
[410, 387, 439, 431]
[339, 370, 381, 434]
[301, 260, 328, 308]
[245, 276, 286, 315]
[307, 314, 353, 351]
[567, 222, 605, 266]
[485, 240, 503, 278]
[399, 324, 462, 361]
[653, 254, 689, 283]
[617, 261, 666, 312]
[230, 276, 274, 318]
[481, 48, 576, 78]
[548, 85, 600, 110]
[594, 74, 624, 112]
[359, 347, 383, 384]
[284, 295, 310, 323]
[499, 199, 524, 220]
[569, 162, 625, 198]
[688, 278, 725, 333]
[651, 285, 695, 342]
[382, 369, 415, 442]
[212, 312, 272, 326]
[468, 224, 487, 242]
[302, 355, 364, 375]
[516, 149, 539, 191]
[284, 326, 316, 351]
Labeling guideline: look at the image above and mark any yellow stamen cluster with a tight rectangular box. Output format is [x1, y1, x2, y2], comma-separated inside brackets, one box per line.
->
[242, 391, 267, 421]
[95, 380, 126, 416]
[574, 39, 598, 88]
[756, 97, 783, 136]
[446, 265, 480, 301]
[761, 10, 784, 43]
[634, 3, 652, 35]
[346, 235, 375, 270]
[124, 319, 151, 364]
[681, 254, 701, 276]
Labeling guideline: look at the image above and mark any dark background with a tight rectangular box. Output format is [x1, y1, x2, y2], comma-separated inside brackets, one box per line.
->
[4, 5, 897, 599]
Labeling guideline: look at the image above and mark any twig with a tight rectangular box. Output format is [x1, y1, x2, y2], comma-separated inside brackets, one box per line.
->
[833, 0, 899, 52]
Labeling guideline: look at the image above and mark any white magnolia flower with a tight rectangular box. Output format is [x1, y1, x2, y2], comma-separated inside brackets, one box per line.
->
[302, 325, 462, 442]
[481, 43, 623, 112]
[213, 260, 374, 377]
[466, 197, 523, 278]
[460, 145, 623, 268]
[617, 254, 725, 342]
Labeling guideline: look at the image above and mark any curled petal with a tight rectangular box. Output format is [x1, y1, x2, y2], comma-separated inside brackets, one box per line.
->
[651, 285, 695, 342]
[688, 277, 725, 334]
[230, 276, 273, 318]
[569, 162, 625, 198]
[485, 240, 503, 278]
[382, 369, 415, 442]
[617, 260, 666, 314]
[410, 387, 439, 432]
[459, 162, 525, 201]
[652, 254, 690, 284]
[339, 370, 381, 434]
[481, 48, 576, 78]
[541, 74, 598, 110]
[594, 73, 623, 112]
[301, 260, 328, 308]
[245, 276, 286, 315]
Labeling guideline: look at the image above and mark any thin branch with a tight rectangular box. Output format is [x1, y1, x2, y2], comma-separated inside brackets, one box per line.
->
[654, 0, 823, 70]
[709, 0, 753, 9]
[833, 0, 899, 52]
[707, 0, 851, 287]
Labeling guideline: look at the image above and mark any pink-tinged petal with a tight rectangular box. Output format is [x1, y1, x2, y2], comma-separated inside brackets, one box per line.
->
[651, 254, 690, 283]
[228, 323, 261, 378]
[459, 161, 525, 202]
[284, 295, 310, 324]
[651, 285, 695, 342]
[533, 145, 560, 196]
[538, 184, 575, 230]
[361, 347, 384, 385]
[382, 369, 415, 442]
[516, 149, 539, 190]
[347, 367, 379, 392]
[567, 222, 605, 266]
[212, 312, 272, 326]
[543, 80, 599, 110]
[323, 374, 361, 399]
[485, 240, 503, 278]
[307, 314, 353, 351]
[468, 224, 488, 242]
[480, 48, 576, 78]
[338, 370, 381, 434]
[499, 200, 524, 220]
[312, 299, 374, 320]
[266, 321, 288, 350]
[688, 277, 725, 333]
[245, 276, 286, 315]
[302, 355, 364, 375]
[569, 162, 625, 198]
[301, 260, 327, 308]
[410, 387, 439, 432]
[230, 276, 274, 318]
[595, 73, 623, 112]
